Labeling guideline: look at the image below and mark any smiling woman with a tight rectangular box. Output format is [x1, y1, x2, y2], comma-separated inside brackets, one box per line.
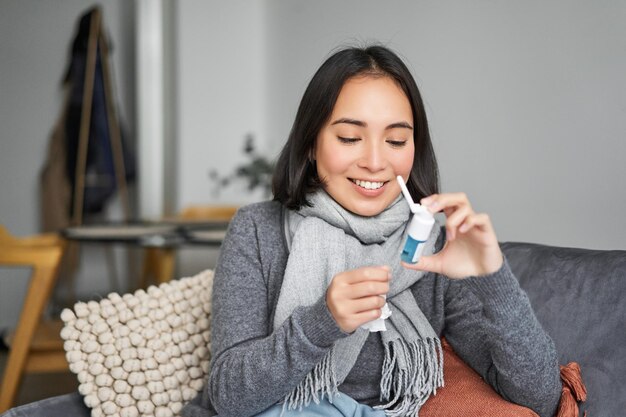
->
[189, 44, 561, 417]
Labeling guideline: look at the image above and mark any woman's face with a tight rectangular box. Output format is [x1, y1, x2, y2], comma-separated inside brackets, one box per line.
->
[315, 76, 415, 217]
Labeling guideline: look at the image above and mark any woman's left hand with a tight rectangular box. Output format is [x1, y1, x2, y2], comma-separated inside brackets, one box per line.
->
[402, 192, 503, 279]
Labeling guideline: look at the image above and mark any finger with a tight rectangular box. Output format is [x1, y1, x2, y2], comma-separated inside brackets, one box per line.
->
[445, 204, 473, 241]
[350, 281, 389, 299]
[334, 307, 383, 333]
[350, 295, 387, 314]
[459, 213, 492, 234]
[420, 193, 439, 207]
[421, 192, 471, 214]
[401, 253, 443, 275]
[343, 266, 391, 284]
[350, 309, 384, 329]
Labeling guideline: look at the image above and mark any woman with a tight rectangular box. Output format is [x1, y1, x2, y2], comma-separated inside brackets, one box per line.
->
[182, 45, 561, 417]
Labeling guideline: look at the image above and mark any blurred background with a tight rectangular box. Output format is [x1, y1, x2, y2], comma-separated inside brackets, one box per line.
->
[1, 0, 625, 404]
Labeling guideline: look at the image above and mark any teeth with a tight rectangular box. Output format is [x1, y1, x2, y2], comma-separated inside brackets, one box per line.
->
[353, 179, 384, 190]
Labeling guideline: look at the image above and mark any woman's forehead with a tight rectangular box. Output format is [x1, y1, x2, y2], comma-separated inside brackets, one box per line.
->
[330, 76, 413, 127]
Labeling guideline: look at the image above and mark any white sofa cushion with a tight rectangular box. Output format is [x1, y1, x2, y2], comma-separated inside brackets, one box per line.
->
[60, 270, 214, 417]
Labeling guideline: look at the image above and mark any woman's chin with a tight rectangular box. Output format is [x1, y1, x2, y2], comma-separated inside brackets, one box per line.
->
[344, 199, 393, 217]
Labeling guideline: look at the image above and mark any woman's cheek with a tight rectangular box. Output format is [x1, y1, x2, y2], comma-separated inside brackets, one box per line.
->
[392, 148, 414, 178]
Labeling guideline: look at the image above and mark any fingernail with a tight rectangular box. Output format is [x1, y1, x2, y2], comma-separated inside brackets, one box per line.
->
[426, 202, 441, 213]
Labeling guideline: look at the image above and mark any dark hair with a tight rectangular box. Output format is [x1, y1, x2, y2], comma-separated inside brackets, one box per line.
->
[272, 45, 439, 209]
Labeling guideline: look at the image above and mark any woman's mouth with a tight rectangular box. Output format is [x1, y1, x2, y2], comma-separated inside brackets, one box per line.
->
[350, 179, 386, 190]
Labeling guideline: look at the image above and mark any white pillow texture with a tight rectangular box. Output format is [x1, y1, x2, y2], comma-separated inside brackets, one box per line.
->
[60, 269, 214, 417]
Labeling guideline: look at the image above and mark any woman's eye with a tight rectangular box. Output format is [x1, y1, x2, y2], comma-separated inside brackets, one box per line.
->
[337, 136, 360, 144]
[387, 139, 408, 147]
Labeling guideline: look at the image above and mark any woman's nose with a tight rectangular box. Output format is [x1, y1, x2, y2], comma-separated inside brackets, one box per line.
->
[357, 142, 386, 172]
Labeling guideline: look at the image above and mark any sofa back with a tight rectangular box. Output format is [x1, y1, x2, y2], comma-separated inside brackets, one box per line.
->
[501, 242, 626, 417]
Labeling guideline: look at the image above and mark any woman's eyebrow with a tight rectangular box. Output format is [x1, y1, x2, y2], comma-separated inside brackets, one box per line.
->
[386, 121, 413, 130]
[331, 118, 413, 130]
[331, 118, 366, 127]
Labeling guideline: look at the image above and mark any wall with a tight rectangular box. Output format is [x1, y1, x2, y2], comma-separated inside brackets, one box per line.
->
[0, 1, 136, 329]
[174, 0, 268, 276]
[176, 0, 268, 210]
[264, 0, 626, 250]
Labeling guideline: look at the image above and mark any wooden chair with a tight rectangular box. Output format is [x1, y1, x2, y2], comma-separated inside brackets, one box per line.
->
[0, 226, 67, 412]
[178, 205, 238, 222]
[140, 205, 238, 286]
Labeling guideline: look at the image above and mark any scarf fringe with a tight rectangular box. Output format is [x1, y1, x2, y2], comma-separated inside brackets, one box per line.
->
[281, 338, 444, 416]
[281, 352, 338, 413]
[375, 337, 444, 417]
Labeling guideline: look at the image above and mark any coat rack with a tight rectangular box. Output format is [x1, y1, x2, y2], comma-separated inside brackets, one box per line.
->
[71, 6, 130, 226]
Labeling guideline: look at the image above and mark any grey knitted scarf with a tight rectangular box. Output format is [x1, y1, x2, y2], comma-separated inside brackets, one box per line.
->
[274, 190, 444, 416]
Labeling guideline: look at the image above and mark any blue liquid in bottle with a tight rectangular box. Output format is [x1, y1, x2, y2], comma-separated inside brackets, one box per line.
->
[401, 236, 425, 264]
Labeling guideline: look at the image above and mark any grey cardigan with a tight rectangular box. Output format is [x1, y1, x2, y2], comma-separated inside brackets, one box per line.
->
[182, 201, 561, 417]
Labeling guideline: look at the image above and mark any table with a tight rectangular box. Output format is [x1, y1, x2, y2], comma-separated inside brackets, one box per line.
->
[62, 221, 230, 286]
[62, 220, 229, 247]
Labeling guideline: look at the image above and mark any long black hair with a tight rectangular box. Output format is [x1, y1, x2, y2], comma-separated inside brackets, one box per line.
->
[272, 45, 439, 209]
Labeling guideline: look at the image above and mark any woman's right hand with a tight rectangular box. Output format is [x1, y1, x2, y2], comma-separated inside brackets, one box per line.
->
[325, 266, 390, 333]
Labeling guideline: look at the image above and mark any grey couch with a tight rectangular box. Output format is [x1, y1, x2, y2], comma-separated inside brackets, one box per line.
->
[501, 242, 626, 417]
[2, 242, 624, 417]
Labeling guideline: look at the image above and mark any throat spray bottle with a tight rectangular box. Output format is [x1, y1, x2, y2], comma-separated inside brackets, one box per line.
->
[396, 176, 435, 264]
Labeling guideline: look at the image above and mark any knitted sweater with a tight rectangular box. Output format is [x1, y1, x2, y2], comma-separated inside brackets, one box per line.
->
[182, 201, 561, 417]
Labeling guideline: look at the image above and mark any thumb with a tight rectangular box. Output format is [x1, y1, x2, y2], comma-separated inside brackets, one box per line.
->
[401, 253, 443, 274]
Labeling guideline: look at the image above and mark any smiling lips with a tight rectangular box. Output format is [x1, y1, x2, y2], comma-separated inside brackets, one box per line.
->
[350, 178, 387, 190]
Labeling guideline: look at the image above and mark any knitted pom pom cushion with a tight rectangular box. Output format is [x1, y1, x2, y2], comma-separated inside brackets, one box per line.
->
[60, 269, 214, 417]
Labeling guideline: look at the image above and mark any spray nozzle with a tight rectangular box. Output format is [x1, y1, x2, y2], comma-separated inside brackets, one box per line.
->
[396, 176, 430, 215]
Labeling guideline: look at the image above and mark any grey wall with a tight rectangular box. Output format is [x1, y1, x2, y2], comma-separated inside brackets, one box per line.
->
[174, 1, 626, 251]
[174, 0, 268, 276]
[261, 0, 626, 250]
[176, 1, 626, 251]
[176, 0, 268, 210]
[0, 1, 136, 329]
